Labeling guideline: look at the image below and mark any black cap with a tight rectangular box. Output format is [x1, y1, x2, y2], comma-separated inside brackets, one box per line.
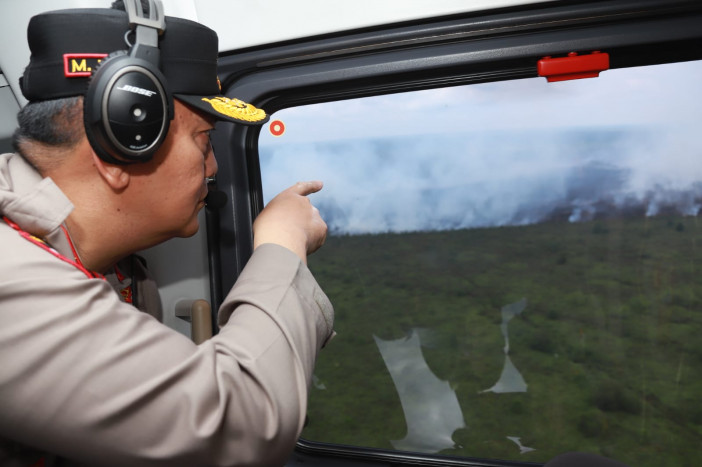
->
[20, 8, 268, 125]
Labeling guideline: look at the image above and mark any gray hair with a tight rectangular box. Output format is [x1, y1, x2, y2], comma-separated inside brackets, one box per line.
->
[12, 96, 84, 169]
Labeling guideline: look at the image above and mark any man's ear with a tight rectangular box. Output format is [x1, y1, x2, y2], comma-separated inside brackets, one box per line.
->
[91, 152, 130, 191]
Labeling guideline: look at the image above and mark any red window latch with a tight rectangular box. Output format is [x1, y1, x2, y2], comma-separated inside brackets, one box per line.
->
[537, 51, 609, 82]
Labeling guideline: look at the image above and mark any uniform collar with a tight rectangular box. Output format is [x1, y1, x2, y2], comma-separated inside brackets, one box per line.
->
[0, 152, 75, 258]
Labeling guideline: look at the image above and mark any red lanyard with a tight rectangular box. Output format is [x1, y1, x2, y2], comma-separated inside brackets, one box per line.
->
[2, 216, 104, 280]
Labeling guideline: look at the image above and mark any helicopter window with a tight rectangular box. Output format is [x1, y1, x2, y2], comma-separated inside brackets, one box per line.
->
[258, 59, 702, 466]
[0, 72, 20, 153]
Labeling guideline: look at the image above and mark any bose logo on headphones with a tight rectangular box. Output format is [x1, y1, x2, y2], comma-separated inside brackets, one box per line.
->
[117, 84, 157, 97]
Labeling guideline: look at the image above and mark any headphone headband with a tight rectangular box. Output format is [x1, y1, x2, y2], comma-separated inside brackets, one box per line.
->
[125, 0, 165, 39]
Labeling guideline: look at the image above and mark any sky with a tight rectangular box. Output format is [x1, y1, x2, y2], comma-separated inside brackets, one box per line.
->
[258, 60, 702, 235]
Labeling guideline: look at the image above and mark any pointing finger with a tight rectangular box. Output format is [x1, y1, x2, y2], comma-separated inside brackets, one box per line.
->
[289, 181, 323, 196]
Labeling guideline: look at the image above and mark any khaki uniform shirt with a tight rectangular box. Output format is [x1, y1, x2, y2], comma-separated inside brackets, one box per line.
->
[0, 153, 335, 466]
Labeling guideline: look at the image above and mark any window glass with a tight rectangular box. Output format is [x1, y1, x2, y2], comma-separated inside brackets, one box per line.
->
[258, 60, 702, 466]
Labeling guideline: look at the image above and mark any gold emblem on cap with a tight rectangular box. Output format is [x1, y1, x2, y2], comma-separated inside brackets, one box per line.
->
[201, 97, 266, 122]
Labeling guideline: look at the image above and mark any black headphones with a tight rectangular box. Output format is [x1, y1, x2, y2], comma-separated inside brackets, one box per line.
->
[84, 0, 173, 165]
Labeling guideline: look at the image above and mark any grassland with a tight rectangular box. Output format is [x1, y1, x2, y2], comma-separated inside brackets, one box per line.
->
[301, 215, 702, 466]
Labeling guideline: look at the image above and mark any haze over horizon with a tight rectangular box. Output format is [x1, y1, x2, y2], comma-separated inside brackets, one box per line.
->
[259, 60, 702, 235]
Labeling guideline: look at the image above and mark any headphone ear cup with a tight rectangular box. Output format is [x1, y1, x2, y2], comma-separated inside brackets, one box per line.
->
[84, 50, 172, 164]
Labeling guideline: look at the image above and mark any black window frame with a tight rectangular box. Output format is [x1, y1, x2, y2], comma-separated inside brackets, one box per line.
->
[205, 0, 702, 465]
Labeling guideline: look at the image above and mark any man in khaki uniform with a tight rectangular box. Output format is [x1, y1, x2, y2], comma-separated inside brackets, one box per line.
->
[0, 2, 334, 466]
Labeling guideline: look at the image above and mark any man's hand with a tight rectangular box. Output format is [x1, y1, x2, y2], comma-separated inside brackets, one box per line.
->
[253, 181, 328, 264]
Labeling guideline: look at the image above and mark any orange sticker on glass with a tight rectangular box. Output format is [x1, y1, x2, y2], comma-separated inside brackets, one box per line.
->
[270, 120, 285, 137]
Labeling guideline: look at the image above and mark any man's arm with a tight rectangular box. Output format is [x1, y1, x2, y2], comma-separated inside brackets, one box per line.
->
[0, 183, 333, 466]
[252, 181, 327, 264]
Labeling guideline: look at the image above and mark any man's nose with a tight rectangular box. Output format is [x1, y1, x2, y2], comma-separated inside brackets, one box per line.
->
[205, 141, 218, 178]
